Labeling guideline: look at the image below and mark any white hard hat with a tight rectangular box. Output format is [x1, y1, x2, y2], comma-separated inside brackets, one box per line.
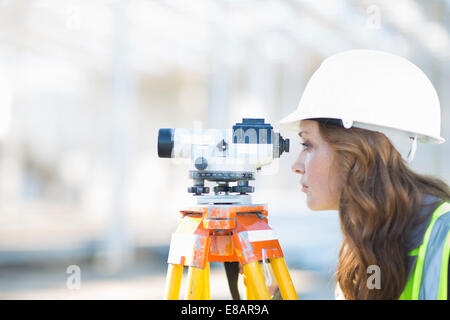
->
[277, 49, 445, 163]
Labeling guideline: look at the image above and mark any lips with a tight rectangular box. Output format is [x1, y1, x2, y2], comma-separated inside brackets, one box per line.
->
[301, 184, 308, 192]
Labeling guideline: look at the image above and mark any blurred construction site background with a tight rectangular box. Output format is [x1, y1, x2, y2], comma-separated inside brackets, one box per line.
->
[0, 0, 449, 299]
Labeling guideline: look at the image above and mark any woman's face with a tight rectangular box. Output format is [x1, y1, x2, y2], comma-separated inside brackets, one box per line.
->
[291, 120, 341, 211]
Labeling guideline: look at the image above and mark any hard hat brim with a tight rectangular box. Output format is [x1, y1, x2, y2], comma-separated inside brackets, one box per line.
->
[276, 110, 446, 145]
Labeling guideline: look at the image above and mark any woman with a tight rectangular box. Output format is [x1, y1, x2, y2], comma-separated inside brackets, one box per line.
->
[278, 50, 450, 300]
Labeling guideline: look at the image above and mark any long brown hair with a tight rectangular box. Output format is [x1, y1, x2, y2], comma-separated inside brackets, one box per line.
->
[317, 121, 450, 300]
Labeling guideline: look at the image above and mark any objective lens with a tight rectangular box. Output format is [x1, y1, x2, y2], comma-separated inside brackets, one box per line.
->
[157, 128, 174, 158]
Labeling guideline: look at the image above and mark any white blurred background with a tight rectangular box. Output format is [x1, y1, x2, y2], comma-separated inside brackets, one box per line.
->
[0, 0, 448, 299]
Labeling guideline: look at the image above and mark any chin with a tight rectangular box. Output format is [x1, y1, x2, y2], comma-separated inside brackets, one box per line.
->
[307, 204, 324, 211]
[306, 199, 321, 211]
[307, 198, 335, 211]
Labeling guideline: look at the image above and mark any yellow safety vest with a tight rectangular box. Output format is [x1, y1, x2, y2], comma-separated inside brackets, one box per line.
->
[399, 201, 450, 300]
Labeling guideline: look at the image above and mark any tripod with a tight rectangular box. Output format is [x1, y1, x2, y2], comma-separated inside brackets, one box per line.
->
[164, 194, 298, 300]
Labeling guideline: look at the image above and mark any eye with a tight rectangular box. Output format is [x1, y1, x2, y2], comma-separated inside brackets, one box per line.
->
[300, 142, 311, 151]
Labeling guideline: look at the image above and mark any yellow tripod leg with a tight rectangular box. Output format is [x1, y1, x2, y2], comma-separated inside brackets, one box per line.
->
[186, 266, 205, 300]
[204, 262, 210, 300]
[199, 263, 210, 299]
[164, 263, 183, 300]
[270, 257, 298, 300]
[242, 261, 270, 300]
[243, 274, 255, 300]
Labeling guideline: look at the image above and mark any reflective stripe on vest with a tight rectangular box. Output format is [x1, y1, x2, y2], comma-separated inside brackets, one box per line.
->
[400, 201, 450, 300]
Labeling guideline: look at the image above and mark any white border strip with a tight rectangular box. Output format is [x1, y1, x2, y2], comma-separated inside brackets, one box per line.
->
[245, 230, 278, 242]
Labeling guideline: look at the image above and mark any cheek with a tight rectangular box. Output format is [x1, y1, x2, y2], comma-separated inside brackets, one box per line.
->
[305, 152, 331, 189]
[305, 150, 339, 208]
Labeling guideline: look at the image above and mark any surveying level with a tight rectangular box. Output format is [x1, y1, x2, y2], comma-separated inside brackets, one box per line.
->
[158, 118, 298, 300]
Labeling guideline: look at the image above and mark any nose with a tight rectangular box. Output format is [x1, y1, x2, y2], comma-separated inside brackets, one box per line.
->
[291, 152, 305, 175]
